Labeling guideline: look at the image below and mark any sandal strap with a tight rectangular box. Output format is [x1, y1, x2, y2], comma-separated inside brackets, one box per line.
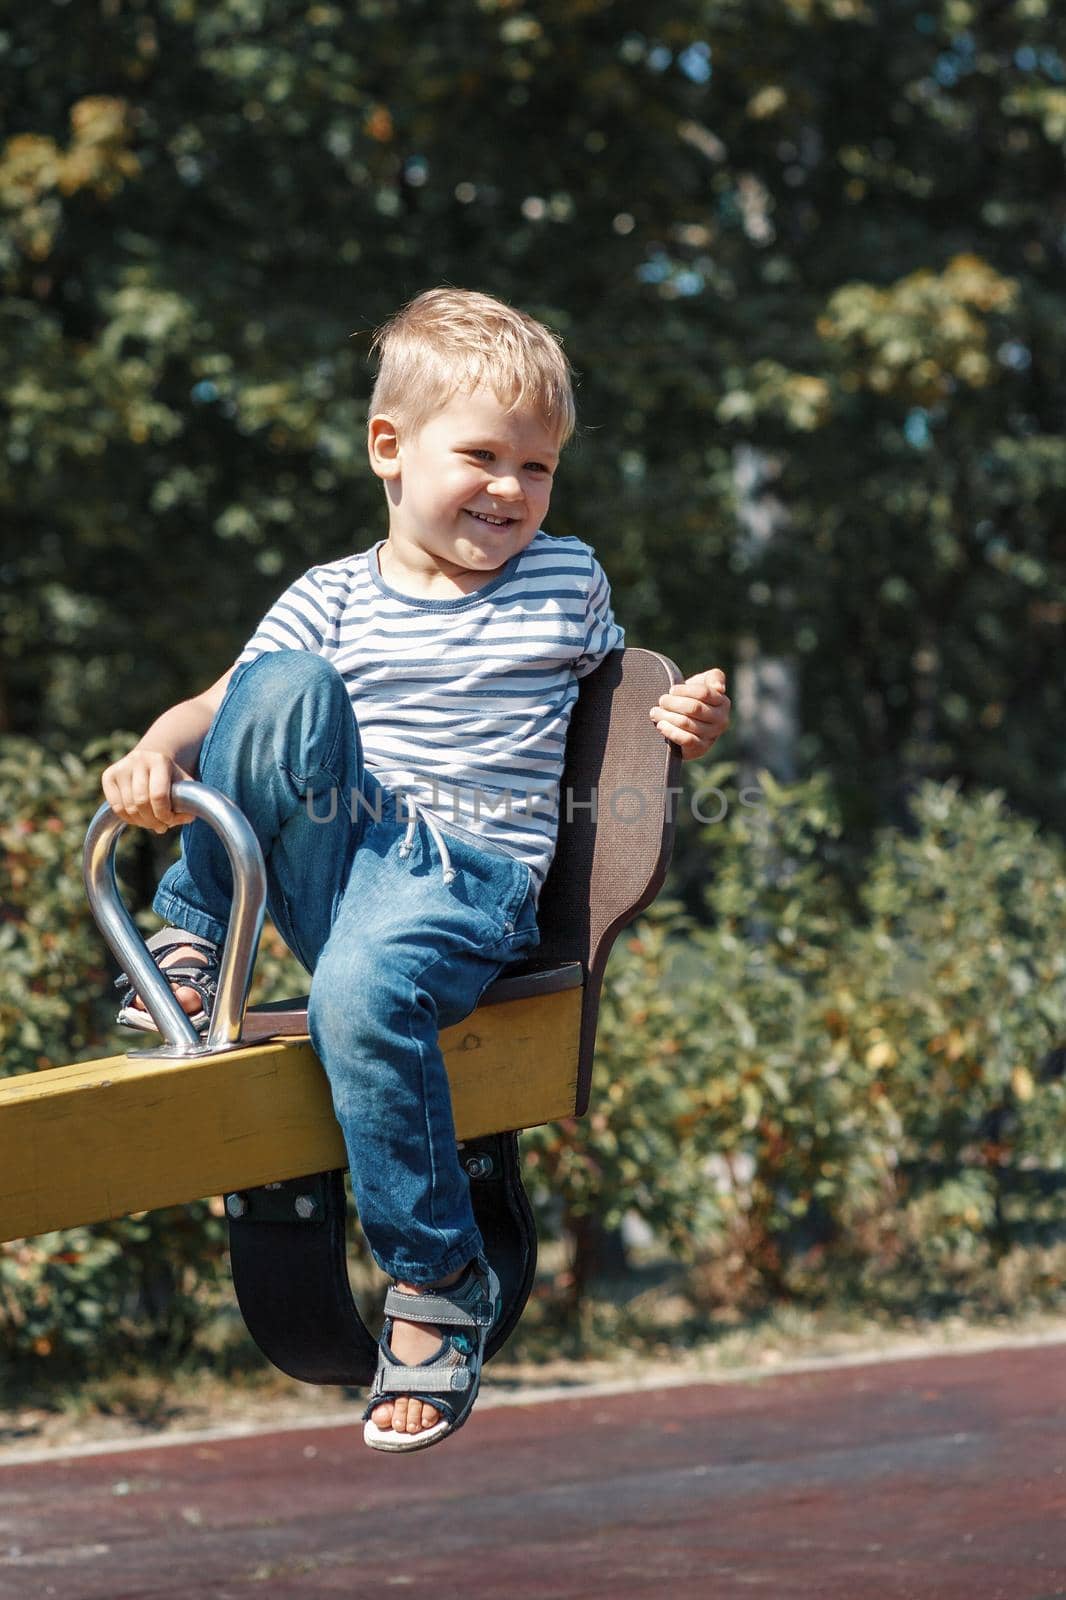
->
[118, 958, 212, 985]
[382, 1287, 489, 1329]
[114, 929, 219, 992]
[158, 969, 218, 1011]
[370, 1362, 474, 1395]
[382, 1257, 497, 1330]
[365, 1390, 461, 1428]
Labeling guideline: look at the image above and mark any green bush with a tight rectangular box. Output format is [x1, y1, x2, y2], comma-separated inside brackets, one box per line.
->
[525, 769, 1066, 1315]
[835, 781, 1066, 1305]
[0, 735, 307, 1374]
[1, 736, 1063, 1377]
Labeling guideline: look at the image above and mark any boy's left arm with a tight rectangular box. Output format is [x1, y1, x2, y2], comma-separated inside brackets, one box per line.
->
[649, 669, 731, 761]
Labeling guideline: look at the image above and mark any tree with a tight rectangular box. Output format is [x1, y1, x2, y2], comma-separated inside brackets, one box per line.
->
[2, 0, 1064, 830]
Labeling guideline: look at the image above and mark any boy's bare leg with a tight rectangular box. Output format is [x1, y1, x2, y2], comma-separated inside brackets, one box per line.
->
[369, 1266, 467, 1436]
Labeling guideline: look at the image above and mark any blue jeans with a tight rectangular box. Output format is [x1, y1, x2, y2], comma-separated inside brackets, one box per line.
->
[154, 651, 541, 1282]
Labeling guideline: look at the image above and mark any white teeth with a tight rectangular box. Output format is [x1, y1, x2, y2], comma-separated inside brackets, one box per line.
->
[469, 511, 510, 525]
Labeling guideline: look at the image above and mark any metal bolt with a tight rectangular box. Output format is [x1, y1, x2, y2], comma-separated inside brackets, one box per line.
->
[464, 1154, 494, 1180]
[294, 1194, 317, 1219]
[225, 1193, 247, 1219]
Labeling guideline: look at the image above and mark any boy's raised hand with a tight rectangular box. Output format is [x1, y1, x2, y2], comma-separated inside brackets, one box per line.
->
[649, 669, 731, 761]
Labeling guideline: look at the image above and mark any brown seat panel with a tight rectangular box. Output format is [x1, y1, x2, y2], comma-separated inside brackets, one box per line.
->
[243, 959, 583, 1043]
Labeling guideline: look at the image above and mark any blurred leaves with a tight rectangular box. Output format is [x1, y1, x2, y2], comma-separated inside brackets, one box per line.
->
[527, 772, 1066, 1312]
[1, 747, 1063, 1366]
[0, 733, 324, 1372]
[817, 254, 1018, 403]
[0, 0, 1062, 831]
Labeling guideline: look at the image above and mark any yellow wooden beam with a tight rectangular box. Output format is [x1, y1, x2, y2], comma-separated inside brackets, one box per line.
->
[0, 986, 581, 1243]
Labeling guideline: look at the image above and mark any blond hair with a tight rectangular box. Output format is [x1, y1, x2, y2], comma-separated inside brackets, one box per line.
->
[367, 288, 576, 446]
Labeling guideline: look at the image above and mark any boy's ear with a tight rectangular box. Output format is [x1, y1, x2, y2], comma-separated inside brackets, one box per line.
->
[368, 414, 402, 480]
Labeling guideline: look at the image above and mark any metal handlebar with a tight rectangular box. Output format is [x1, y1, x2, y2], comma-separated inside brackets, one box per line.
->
[83, 781, 267, 1058]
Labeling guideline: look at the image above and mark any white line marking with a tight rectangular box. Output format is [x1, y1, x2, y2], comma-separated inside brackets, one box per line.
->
[0, 1328, 1062, 1468]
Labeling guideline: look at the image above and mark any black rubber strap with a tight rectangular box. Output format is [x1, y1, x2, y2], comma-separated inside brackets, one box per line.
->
[226, 1134, 536, 1387]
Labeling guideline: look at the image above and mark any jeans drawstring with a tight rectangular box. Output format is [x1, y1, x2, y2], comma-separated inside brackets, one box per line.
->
[398, 794, 456, 886]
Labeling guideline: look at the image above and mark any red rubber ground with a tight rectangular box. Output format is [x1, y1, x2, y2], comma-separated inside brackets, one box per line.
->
[0, 1343, 1062, 1599]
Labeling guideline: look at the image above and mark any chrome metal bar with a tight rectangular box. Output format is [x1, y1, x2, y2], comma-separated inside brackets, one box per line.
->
[83, 781, 267, 1059]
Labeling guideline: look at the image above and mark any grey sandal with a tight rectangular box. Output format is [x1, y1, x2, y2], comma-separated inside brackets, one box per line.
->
[115, 928, 220, 1034]
[362, 1254, 501, 1453]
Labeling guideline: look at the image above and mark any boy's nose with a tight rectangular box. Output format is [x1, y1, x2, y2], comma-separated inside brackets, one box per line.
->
[487, 473, 523, 500]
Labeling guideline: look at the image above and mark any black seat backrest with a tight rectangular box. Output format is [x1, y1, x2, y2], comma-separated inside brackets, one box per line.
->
[532, 646, 683, 1112]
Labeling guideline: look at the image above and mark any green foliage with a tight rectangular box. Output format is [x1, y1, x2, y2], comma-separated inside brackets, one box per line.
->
[1, 738, 1062, 1369]
[1, 0, 1064, 830]
[0, 1210, 230, 1375]
[526, 772, 1066, 1314]
[0, 734, 307, 1372]
[839, 782, 1066, 1299]
[1, 734, 133, 1074]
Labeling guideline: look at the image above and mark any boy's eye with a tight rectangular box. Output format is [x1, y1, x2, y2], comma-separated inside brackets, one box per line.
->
[463, 448, 554, 476]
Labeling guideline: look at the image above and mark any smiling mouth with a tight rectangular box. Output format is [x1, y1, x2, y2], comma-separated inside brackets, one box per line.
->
[465, 510, 516, 527]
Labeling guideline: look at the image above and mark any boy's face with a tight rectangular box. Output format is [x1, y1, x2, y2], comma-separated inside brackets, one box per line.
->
[369, 385, 561, 581]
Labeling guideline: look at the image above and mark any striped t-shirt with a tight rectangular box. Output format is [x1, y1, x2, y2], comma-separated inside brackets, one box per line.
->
[236, 531, 624, 894]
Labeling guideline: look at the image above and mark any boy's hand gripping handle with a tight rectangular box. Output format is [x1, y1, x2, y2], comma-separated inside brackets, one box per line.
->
[83, 780, 266, 1058]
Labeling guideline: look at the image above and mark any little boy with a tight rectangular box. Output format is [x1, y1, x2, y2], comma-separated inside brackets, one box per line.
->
[102, 288, 730, 1452]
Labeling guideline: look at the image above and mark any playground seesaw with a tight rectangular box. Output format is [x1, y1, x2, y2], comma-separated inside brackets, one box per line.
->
[0, 648, 682, 1386]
